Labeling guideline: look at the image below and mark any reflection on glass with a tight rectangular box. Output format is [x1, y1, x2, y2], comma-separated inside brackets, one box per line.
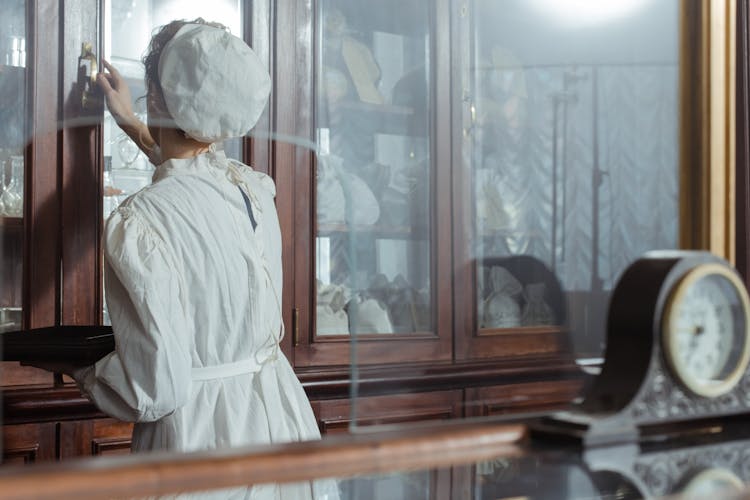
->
[102, 0, 244, 324]
[467, 0, 679, 356]
[315, 0, 432, 336]
[338, 471, 431, 499]
[0, 0, 27, 333]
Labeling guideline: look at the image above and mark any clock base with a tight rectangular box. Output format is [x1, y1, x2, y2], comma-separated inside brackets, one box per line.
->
[530, 411, 639, 447]
[531, 410, 750, 448]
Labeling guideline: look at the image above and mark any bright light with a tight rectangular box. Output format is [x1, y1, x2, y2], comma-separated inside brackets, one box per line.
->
[152, 0, 242, 35]
[528, 0, 651, 28]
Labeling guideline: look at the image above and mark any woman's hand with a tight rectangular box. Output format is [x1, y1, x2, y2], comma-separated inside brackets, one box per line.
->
[97, 59, 158, 163]
[97, 59, 138, 128]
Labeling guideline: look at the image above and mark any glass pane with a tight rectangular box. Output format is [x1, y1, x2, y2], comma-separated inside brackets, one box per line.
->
[102, 0, 244, 324]
[466, 0, 679, 357]
[0, 0, 28, 333]
[315, 0, 432, 336]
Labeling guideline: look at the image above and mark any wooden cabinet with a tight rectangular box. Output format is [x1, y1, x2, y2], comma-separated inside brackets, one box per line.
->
[2, 423, 55, 464]
[0, 0, 744, 463]
[312, 390, 463, 434]
[58, 418, 132, 459]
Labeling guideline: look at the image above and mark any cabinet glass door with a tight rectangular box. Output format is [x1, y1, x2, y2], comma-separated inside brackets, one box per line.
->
[460, 0, 680, 358]
[0, 0, 28, 334]
[101, 0, 245, 324]
[314, 0, 433, 338]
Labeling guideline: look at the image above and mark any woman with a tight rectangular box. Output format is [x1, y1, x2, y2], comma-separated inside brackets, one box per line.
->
[50, 18, 335, 499]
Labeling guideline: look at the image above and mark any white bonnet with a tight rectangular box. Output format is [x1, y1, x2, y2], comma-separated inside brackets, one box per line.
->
[158, 24, 272, 143]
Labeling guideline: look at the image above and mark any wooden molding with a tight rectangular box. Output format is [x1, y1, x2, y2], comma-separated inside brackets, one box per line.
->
[736, 0, 750, 282]
[680, 0, 737, 261]
[0, 420, 525, 500]
[2, 357, 583, 424]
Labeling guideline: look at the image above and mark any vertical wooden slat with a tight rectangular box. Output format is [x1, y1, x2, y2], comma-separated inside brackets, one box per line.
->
[244, 0, 274, 178]
[60, 0, 103, 326]
[433, 0, 454, 362]
[275, 0, 308, 364]
[24, 0, 61, 329]
[736, 0, 750, 282]
[680, 0, 736, 260]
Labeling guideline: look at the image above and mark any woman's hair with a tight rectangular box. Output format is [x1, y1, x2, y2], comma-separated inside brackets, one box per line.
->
[142, 18, 228, 115]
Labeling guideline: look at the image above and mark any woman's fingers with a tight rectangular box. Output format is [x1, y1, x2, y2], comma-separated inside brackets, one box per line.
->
[97, 72, 114, 93]
[101, 58, 120, 78]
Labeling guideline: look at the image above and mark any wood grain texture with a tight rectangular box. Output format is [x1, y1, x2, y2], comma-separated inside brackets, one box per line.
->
[25, 0, 61, 330]
[0, 420, 525, 500]
[60, 0, 103, 326]
[58, 418, 132, 459]
[3, 357, 583, 424]
[1, 423, 56, 465]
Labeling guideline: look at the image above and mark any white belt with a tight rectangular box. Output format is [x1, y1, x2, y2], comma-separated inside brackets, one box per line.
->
[191, 358, 263, 381]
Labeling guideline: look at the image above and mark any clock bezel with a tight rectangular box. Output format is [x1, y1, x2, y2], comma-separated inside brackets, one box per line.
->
[662, 263, 750, 398]
[681, 467, 745, 497]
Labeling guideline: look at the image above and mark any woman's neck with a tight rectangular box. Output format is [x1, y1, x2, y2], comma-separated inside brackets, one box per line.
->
[158, 127, 212, 161]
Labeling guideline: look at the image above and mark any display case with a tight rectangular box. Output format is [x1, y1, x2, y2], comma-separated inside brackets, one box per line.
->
[0, 1, 28, 335]
[454, 0, 681, 361]
[0, 0, 743, 463]
[289, 0, 453, 367]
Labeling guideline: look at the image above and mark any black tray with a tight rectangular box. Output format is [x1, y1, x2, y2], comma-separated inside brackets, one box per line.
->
[1, 326, 115, 365]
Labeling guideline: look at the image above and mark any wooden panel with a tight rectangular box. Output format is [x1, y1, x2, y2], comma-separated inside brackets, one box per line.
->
[1, 222, 22, 309]
[58, 418, 132, 459]
[60, 0, 103, 326]
[2, 422, 56, 465]
[25, 0, 62, 329]
[0, 362, 51, 387]
[463, 379, 584, 418]
[2, 386, 103, 425]
[312, 390, 462, 435]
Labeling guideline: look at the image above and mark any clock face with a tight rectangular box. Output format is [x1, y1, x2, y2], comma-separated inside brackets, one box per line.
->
[681, 468, 744, 498]
[662, 263, 750, 398]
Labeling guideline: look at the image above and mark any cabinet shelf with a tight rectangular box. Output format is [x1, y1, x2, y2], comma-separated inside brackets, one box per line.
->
[478, 325, 565, 337]
[318, 101, 422, 136]
[317, 223, 429, 239]
[0, 216, 23, 229]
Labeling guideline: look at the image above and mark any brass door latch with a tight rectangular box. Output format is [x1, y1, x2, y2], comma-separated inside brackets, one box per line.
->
[79, 42, 102, 110]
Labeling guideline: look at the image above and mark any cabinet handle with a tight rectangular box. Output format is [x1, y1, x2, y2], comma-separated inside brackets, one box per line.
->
[293, 307, 300, 346]
[79, 42, 101, 109]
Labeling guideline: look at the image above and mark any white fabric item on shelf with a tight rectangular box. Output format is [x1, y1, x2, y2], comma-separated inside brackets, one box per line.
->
[350, 297, 393, 334]
[482, 266, 522, 328]
[316, 281, 351, 335]
[73, 150, 338, 499]
[316, 154, 379, 225]
[316, 305, 350, 336]
[158, 24, 271, 142]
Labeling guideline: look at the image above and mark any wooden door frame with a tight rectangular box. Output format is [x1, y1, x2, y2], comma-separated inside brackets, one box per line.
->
[736, 0, 750, 285]
[59, 0, 104, 327]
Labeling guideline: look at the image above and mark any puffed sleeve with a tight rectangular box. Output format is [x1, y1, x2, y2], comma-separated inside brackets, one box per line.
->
[73, 205, 192, 422]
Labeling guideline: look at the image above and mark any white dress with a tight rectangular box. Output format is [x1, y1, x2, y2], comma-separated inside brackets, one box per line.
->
[74, 150, 336, 499]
